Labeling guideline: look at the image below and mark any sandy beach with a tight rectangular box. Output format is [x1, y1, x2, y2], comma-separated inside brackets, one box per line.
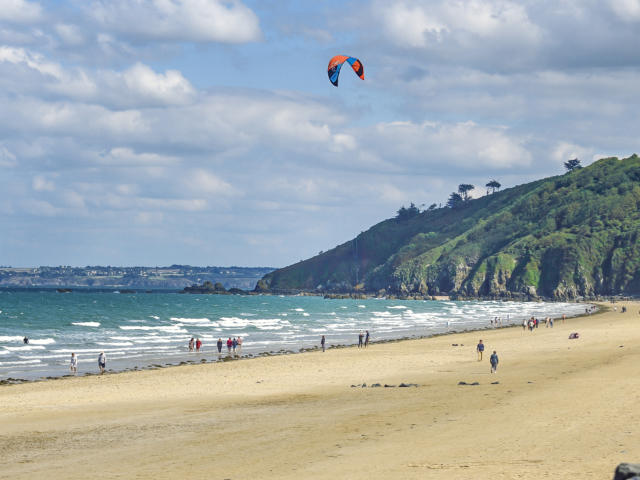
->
[1, 302, 639, 479]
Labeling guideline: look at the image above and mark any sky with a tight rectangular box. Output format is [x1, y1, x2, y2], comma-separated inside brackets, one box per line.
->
[1, 0, 639, 268]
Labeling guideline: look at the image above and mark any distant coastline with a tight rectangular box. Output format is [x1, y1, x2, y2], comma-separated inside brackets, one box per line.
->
[0, 265, 275, 291]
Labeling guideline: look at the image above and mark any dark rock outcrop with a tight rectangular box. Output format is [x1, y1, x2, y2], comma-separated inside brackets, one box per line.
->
[613, 463, 640, 480]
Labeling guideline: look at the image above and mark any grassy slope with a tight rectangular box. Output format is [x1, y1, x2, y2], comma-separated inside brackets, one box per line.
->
[260, 155, 640, 299]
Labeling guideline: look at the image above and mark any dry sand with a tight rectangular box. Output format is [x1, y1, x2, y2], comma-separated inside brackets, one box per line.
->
[1, 302, 639, 479]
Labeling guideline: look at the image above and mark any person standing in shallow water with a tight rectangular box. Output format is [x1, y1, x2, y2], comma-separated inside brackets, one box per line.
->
[358, 331, 364, 348]
[98, 351, 106, 374]
[237, 337, 243, 356]
[195, 338, 202, 352]
[217, 338, 223, 355]
[476, 339, 484, 361]
[70, 353, 78, 375]
[321, 335, 326, 352]
[364, 330, 370, 348]
[490, 350, 499, 373]
[188, 338, 194, 352]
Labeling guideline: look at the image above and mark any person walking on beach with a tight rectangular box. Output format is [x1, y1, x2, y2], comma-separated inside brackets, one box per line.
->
[70, 353, 78, 375]
[358, 331, 364, 348]
[476, 339, 485, 361]
[232, 337, 238, 355]
[237, 337, 243, 356]
[321, 335, 326, 352]
[562, 314, 566, 323]
[188, 337, 194, 352]
[490, 351, 499, 373]
[226, 337, 232, 354]
[195, 338, 202, 352]
[522, 319, 527, 331]
[365, 330, 370, 348]
[98, 351, 106, 374]
[217, 338, 223, 354]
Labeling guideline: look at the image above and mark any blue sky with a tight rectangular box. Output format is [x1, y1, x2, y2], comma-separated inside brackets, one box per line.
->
[1, 0, 639, 268]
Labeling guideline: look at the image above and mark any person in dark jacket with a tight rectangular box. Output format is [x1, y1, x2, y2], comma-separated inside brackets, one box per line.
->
[490, 351, 499, 373]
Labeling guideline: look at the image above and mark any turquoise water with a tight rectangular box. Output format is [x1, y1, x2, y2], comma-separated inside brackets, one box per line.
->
[0, 290, 589, 380]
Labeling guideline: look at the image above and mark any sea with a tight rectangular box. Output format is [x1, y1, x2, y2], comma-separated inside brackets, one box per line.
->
[0, 289, 590, 381]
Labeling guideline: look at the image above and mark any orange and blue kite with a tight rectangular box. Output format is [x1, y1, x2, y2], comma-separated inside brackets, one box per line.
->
[327, 55, 364, 87]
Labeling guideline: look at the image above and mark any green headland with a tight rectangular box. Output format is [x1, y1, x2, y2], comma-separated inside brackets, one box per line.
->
[257, 155, 640, 300]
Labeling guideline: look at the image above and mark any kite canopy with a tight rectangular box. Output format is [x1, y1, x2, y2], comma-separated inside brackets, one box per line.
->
[327, 55, 364, 87]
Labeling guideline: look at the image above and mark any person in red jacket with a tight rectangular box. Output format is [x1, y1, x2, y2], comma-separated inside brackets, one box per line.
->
[226, 337, 232, 354]
[195, 338, 202, 352]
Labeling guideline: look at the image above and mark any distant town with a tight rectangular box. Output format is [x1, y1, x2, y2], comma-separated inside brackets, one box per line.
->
[0, 265, 276, 290]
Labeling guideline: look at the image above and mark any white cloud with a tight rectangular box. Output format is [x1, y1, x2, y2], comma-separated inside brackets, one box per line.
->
[0, 145, 17, 167]
[0, 47, 195, 107]
[118, 63, 196, 106]
[32, 175, 55, 191]
[98, 148, 180, 166]
[54, 24, 85, 46]
[364, 120, 532, 171]
[551, 142, 593, 163]
[89, 0, 262, 44]
[373, 0, 541, 51]
[610, 0, 640, 20]
[0, 0, 43, 24]
[186, 169, 237, 196]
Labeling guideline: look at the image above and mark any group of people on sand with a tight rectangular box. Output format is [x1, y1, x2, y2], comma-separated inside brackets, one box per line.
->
[522, 315, 565, 331]
[318, 330, 370, 353]
[357, 330, 370, 348]
[69, 351, 106, 375]
[476, 339, 499, 373]
[188, 336, 243, 356]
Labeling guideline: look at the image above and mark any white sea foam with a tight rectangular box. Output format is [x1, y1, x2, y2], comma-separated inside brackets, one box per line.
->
[150, 315, 160, 320]
[119, 325, 187, 333]
[29, 338, 56, 345]
[3, 345, 46, 351]
[358, 305, 366, 308]
[0, 335, 24, 343]
[100, 342, 134, 346]
[170, 317, 212, 325]
[0, 359, 42, 365]
[302, 313, 310, 317]
[219, 317, 249, 328]
[293, 308, 305, 312]
[72, 321, 101, 327]
[387, 305, 407, 309]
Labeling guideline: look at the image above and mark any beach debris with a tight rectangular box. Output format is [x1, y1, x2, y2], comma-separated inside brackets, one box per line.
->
[399, 383, 419, 387]
[457, 381, 467, 385]
[569, 332, 580, 339]
[470, 382, 479, 386]
[458, 381, 479, 386]
[384, 384, 396, 388]
[371, 383, 382, 387]
[613, 462, 640, 480]
[491, 381, 500, 385]
[362, 383, 367, 388]
[527, 381, 534, 384]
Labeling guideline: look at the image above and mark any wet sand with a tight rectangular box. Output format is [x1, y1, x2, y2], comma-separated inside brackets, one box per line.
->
[1, 302, 639, 479]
